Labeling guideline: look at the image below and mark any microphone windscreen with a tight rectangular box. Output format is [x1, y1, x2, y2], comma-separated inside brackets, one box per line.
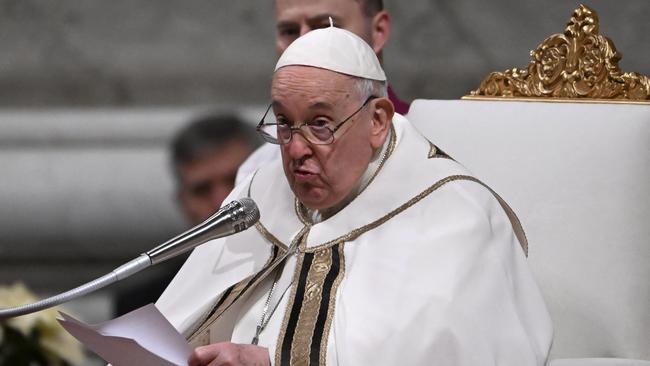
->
[239, 197, 260, 228]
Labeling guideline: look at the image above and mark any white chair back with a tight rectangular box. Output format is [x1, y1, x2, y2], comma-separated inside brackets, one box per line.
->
[407, 99, 650, 360]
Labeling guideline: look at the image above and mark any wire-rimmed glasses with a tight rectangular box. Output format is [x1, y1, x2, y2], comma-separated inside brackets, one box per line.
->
[256, 96, 376, 145]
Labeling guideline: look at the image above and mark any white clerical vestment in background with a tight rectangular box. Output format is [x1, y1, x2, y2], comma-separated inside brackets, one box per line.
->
[157, 114, 553, 365]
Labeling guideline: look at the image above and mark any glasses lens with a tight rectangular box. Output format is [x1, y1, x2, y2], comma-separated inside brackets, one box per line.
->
[277, 124, 292, 144]
[306, 125, 333, 144]
[258, 104, 339, 145]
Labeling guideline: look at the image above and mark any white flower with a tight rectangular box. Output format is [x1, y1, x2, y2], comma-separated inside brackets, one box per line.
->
[0, 282, 42, 336]
[0, 282, 85, 365]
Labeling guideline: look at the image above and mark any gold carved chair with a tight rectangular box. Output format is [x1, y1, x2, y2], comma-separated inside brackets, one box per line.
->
[408, 5, 650, 365]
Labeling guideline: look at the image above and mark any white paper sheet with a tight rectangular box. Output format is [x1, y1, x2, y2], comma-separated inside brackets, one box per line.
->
[58, 303, 192, 366]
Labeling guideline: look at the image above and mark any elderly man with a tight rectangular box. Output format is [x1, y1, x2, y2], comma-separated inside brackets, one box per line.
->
[236, 0, 408, 186]
[158, 27, 552, 366]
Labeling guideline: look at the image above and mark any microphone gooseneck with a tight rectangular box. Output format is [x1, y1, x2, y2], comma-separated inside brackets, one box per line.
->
[0, 198, 260, 319]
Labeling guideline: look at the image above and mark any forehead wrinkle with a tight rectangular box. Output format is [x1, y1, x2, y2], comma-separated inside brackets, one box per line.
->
[272, 67, 354, 108]
[308, 100, 335, 111]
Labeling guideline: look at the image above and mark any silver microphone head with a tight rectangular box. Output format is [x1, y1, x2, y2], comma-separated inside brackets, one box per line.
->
[145, 198, 260, 264]
[234, 197, 260, 232]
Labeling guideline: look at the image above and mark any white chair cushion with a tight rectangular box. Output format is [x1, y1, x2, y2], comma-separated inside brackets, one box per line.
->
[407, 100, 650, 361]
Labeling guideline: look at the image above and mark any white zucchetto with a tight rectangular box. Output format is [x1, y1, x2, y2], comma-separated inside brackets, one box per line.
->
[274, 26, 386, 81]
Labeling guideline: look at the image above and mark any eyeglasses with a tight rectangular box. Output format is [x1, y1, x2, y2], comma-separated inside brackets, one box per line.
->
[256, 96, 376, 145]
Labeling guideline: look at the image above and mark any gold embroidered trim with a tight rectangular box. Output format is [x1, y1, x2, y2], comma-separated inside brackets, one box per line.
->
[303, 175, 468, 252]
[274, 242, 346, 366]
[187, 263, 280, 343]
[302, 175, 528, 256]
[274, 233, 310, 366]
[255, 222, 289, 251]
[359, 124, 397, 195]
[428, 142, 437, 158]
[186, 273, 254, 343]
[290, 250, 332, 363]
[186, 231, 305, 344]
[184, 239, 281, 342]
[246, 168, 291, 252]
[295, 197, 310, 226]
[427, 141, 453, 160]
[318, 243, 345, 365]
[470, 178, 529, 256]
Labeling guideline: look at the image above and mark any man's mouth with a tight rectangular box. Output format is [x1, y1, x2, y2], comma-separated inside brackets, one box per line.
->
[293, 167, 318, 181]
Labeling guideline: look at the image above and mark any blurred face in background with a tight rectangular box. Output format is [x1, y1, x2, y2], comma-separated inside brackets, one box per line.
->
[274, 0, 390, 57]
[176, 140, 252, 225]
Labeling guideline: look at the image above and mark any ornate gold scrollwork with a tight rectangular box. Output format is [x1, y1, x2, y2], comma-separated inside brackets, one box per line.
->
[468, 5, 650, 101]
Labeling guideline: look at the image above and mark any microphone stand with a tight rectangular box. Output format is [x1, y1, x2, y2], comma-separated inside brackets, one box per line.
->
[0, 254, 152, 319]
[0, 199, 259, 319]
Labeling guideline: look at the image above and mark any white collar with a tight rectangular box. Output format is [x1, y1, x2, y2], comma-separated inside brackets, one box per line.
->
[247, 114, 469, 250]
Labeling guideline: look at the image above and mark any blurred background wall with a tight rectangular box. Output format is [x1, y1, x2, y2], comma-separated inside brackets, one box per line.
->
[1, 0, 649, 106]
[0, 0, 648, 318]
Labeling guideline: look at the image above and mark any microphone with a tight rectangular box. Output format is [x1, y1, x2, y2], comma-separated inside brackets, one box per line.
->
[146, 197, 260, 265]
[0, 198, 260, 319]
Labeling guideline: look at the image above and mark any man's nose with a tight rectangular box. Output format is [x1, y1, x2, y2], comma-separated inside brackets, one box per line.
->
[300, 24, 311, 37]
[285, 132, 312, 159]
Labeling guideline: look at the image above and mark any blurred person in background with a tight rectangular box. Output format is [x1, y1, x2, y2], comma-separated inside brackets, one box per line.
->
[236, 0, 409, 185]
[114, 114, 260, 315]
[172, 114, 261, 225]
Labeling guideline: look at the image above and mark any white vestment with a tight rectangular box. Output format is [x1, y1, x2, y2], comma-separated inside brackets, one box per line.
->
[157, 114, 553, 365]
[235, 142, 279, 186]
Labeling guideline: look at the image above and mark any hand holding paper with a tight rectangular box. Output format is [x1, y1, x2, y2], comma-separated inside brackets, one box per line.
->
[58, 304, 191, 366]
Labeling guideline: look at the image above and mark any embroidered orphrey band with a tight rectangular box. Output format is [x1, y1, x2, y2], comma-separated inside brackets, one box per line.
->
[275, 243, 345, 366]
[301, 174, 528, 256]
[186, 244, 284, 344]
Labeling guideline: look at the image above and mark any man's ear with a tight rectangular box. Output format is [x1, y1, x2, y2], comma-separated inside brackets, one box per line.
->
[370, 11, 391, 57]
[369, 97, 394, 149]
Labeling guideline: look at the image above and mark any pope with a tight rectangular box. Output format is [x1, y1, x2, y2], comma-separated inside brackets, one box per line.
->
[157, 25, 553, 366]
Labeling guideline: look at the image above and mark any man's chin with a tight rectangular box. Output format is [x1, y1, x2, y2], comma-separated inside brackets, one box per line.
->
[293, 187, 331, 210]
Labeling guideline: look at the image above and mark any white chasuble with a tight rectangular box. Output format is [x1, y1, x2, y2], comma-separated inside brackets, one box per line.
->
[156, 114, 553, 366]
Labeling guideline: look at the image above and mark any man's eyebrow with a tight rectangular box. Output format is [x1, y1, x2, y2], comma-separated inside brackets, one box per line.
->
[277, 14, 340, 30]
[276, 20, 297, 29]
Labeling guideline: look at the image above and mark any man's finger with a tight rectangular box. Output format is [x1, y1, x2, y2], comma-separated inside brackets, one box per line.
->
[188, 343, 224, 366]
